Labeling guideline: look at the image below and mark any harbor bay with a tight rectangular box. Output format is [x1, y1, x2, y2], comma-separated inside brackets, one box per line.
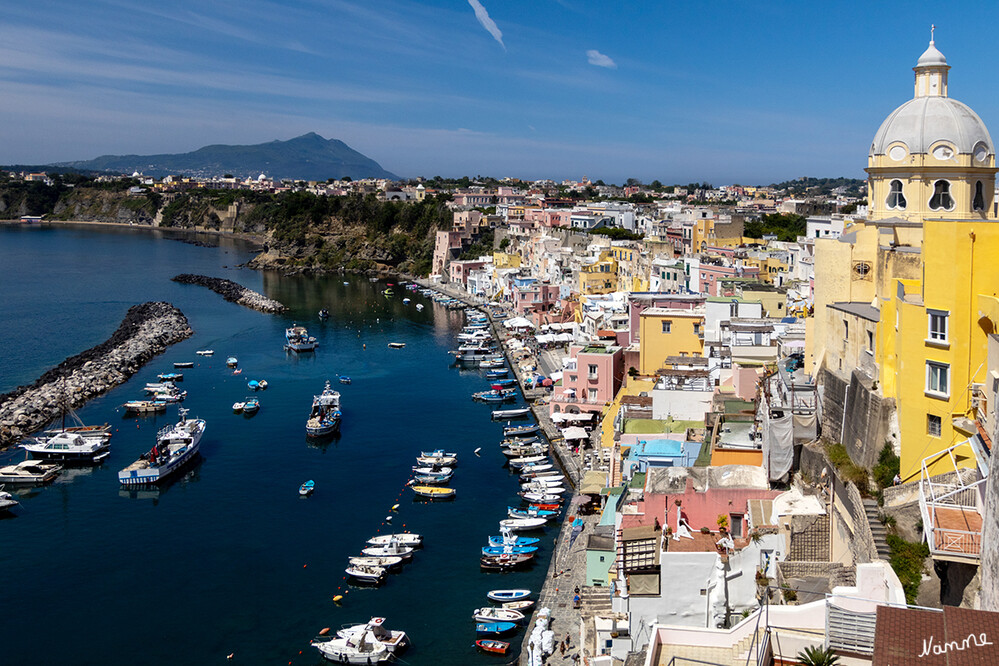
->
[0, 224, 555, 665]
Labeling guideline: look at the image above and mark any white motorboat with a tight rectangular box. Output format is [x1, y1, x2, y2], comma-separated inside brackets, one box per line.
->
[344, 565, 387, 584]
[195, 349, 214, 356]
[21, 430, 110, 464]
[499, 517, 547, 531]
[366, 533, 422, 547]
[117, 408, 205, 485]
[361, 542, 414, 559]
[472, 607, 525, 623]
[508, 455, 548, 468]
[0, 485, 18, 512]
[492, 408, 530, 420]
[335, 617, 409, 654]
[286, 324, 318, 352]
[312, 626, 392, 663]
[0, 460, 61, 485]
[232, 402, 245, 413]
[411, 465, 452, 476]
[520, 492, 563, 503]
[348, 556, 404, 569]
[521, 476, 565, 487]
[415, 304, 424, 311]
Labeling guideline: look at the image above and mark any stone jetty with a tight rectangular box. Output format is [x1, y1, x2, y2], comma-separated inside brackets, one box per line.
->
[171, 274, 287, 313]
[0, 301, 192, 448]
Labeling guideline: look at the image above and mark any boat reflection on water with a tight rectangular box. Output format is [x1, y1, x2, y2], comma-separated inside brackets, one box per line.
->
[305, 431, 341, 451]
[117, 457, 203, 503]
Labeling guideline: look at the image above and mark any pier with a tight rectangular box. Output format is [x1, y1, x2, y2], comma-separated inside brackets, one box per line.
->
[171, 274, 287, 313]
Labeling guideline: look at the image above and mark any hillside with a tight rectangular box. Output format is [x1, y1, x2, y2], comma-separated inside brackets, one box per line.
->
[50, 133, 398, 181]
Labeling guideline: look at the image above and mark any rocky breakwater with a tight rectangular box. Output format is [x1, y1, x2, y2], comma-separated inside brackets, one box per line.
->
[171, 274, 287, 313]
[0, 302, 193, 448]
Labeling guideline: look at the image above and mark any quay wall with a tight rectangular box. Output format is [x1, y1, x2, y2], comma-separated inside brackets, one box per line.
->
[0, 302, 193, 447]
[171, 274, 287, 313]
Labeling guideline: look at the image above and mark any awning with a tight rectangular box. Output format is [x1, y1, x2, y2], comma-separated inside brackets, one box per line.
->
[580, 470, 607, 494]
[562, 426, 588, 440]
[504, 317, 536, 329]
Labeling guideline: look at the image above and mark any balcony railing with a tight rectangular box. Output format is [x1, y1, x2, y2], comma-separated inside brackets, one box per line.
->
[919, 441, 985, 563]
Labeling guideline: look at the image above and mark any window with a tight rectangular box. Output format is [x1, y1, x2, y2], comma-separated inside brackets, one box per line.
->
[928, 414, 942, 437]
[886, 179, 907, 209]
[974, 181, 986, 212]
[693, 322, 701, 335]
[588, 364, 598, 379]
[844, 319, 849, 338]
[730, 514, 744, 538]
[929, 180, 955, 211]
[867, 330, 874, 352]
[661, 321, 672, 334]
[926, 361, 950, 397]
[928, 310, 948, 343]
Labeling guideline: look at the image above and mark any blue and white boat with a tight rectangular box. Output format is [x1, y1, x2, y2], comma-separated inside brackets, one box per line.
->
[299, 480, 315, 496]
[487, 535, 540, 548]
[486, 589, 531, 603]
[117, 408, 205, 486]
[482, 545, 539, 556]
[247, 379, 260, 391]
[475, 622, 518, 637]
[285, 325, 318, 352]
[485, 369, 509, 378]
[508, 506, 557, 519]
[503, 423, 540, 437]
[157, 372, 183, 381]
[243, 397, 260, 414]
[306, 381, 341, 437]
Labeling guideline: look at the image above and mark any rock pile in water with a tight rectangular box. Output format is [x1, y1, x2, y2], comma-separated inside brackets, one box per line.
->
[171, 274, 287, 313]
[0, 302, 193, 448]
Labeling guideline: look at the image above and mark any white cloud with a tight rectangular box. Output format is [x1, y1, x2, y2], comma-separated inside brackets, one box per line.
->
[468, 0, 505, 50]
[586, 49, 616, 69]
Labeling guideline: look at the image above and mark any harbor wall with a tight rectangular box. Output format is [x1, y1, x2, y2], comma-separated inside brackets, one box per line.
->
[171, 274, 287, 313]
[0, 301, 193, 447]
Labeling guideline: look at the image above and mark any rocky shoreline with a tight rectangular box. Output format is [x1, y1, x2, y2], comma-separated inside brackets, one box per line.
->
[171, 274, 287, 313]
[0, 302, 193, 448]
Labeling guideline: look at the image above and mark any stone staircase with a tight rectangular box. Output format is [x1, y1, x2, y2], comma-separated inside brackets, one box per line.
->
[580, 585, 613, 614]
[863, 498, 892, 560]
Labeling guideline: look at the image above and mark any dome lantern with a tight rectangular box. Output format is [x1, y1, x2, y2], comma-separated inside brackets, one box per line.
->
[914, 26, 950, 98]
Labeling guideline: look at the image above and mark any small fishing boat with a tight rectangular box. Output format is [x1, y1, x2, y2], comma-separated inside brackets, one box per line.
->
[411, 465, 453, 476]
[492, 408, 530, 420]
[487, 535, 540, 548]
[501, 600, 535, 612]
[0, 460, 61, 485]
[418, 449, 457, 461]
[0, 486, 19, 512]
[334, 617, 409, 654]
[242, 397, 260, 414]
[247, 380, 260, 391]
[144, 382, 176, 393]
[507, 506, 557, 520]
[258, 380, 268, 389]
[312, 628, 393, 663]
[286, 325, 318, 352]
[520, 492, 563, 504]
[482, 545, 538, 556]
[473, 607, 525, 623]
[361, 542, 415, 559]
[410, 485, 455, 500]
[480, 553, 534, 571]
[122, 399, 167, 414]
[226, 356, 238, 368]
[475, 621, 518, 636]
[486, 589, 531, 603]
[415, 304, 424, 311]
[415, 453, 457, 466]
[195, 350, 214, 356]
[348, 556, 403, 569]
[344, 564, 387, 584]
[299, 480, 315, 496]
[387, 342, 405, 349]
[501, 445, 547, 458]
[491, 379, 517, 388]
[475, 639, 510, 655]
[339, 376, 352, 385]
[306, 380, 342, 437]
[366, 533, 422, 547]
[173, 361, 194, 368]
[517, 462, 553, 473]
[412, 473, 451, 486]
[232, 401, 245, 413]
[117, 408, 205, 486]
[499, 517, 547, 531]
[521, 476, 565, 487]
[485, 369, 509, 378]
[528, 502, 562, 512]
[500, 436, 540, 447]
[157, 372, 183, 381]
[402, 298, 410, 304]
[318, 308, 330, 319]
[508, 455, 548, 468]
[503, 423, 540, 437]
[383, 288, 394, 296]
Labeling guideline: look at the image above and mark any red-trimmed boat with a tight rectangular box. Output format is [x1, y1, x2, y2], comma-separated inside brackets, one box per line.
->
[475, 639, 510, 655]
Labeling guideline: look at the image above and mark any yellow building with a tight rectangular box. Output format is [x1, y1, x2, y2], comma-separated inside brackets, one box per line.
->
[492, 251, 521, 269]
[810, 37, 998, 481]
[637, 308, 705, 375]
[579, 251, 618, 295]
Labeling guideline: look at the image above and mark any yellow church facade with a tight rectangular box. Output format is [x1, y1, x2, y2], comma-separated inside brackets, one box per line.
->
[811, 37, 999, 481]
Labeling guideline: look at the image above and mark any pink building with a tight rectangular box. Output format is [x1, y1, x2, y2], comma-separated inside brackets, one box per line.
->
[449, 259, 487, 287]
[433, 230, 468, 276]
[696, 264, 760, 297]
[513, 282, 560, 317]
[550, 343, 623, 417]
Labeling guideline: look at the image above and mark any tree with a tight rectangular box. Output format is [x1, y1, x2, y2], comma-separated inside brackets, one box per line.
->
[650, 180, 663, 190]
[625, 177, 643, 187]
[796, 646, 840, 666]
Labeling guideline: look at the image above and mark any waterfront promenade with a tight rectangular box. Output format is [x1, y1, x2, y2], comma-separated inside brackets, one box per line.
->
[415, 279, 605, 665]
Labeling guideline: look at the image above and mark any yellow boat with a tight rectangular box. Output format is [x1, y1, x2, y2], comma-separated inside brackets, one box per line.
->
[411, 485, 455, 500]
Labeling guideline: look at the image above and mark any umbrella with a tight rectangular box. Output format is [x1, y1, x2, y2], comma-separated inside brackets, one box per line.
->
[541, 378, 553, 387]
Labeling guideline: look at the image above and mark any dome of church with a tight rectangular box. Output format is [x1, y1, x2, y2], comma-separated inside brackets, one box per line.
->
[916, 41, 947, 67]
[870, 95, 993, 156]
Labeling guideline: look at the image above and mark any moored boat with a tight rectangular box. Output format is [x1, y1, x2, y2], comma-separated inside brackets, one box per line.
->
[410, 485, 455, 500]
[492, 408, 530, 420]
[480, 553, 533, 570]
[117, 408, 205, 486]
[21, 430, 111, 464]
[387, 342, 405, 349]
[173, 361, 194, 368]
[361, 542, 415, 559]
[344, 564, 387, 584]
[226, 356, 238, 367]
[232, 401, 245, 413]
[475, 639, 510, 654]
[503, 423, 540, 437]
[318, 308, 330, 319]
[157, 372, 183, 381]
[195, 349, 214, 356]
[473, 607, 525, 623]
[312, 626, 392, 663]
[482, 545, 538, 556]
[499, 517, 547, 531]
[475, 621, 518, 636]
[334, 617, 409, 654]
[123, 400, 168, 414]
[306, 380, 342, 437]
[348, 556, 404, 569]
[507, 506, 557, 519]
[285, 325, 318, 352]
[242, 397, 260, 414]
[0, 460, 61, 485]
[366, 533, 422, 547]
[486, 588, 531, 602]
[487, 534, 540, 548]
[501, 599, 535, 612]
[299, 480, 315, 496]
[0, 485, 18, 512]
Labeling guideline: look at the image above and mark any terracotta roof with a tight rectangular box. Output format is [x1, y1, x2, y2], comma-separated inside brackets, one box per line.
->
[873, 605, 999, 665]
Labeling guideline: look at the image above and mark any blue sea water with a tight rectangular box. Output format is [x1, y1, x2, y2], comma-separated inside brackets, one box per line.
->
[0, 224, 555, 665]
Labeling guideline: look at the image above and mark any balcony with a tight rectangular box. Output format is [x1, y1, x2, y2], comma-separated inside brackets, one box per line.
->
[918, 441, 985, 564]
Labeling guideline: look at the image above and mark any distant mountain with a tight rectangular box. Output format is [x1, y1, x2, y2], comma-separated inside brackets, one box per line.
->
[52, 133, 398, 181]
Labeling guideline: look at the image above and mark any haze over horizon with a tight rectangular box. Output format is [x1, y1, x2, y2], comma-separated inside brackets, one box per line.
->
[3, 1, 999, 184]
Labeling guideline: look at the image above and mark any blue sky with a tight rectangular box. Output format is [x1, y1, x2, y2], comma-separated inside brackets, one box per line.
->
[3, 1, 999, 184]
